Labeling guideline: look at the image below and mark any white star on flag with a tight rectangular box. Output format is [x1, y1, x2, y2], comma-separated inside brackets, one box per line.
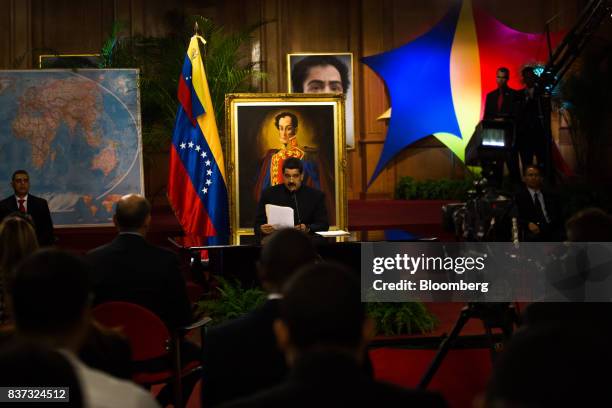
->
[206, 179, 212, 186]
[201, 152, 206, 158]
[188, 141, 194, 148]
[206, 169, 212, 176]
[201, 187, 208, 194]
[180, 142, 186, 149]
[205, 160, 211, 166]
[195, 145, 201, 151]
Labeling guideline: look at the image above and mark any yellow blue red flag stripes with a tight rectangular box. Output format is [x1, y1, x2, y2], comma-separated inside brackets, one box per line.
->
[168, 35, 229, 244]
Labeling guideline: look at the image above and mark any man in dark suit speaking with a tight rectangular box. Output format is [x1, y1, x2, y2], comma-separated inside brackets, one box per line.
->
[254, 157, 329, 244]
[0, 170, 54, 246]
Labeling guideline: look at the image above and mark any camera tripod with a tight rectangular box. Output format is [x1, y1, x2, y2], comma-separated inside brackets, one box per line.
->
[418, 302, 520, 389]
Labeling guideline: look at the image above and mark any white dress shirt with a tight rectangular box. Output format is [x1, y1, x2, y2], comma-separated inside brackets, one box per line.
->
[61, 350, 160, 408]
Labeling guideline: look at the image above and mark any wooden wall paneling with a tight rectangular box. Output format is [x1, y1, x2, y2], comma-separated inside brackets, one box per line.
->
[31, 0, 106, 55]
[113, 0, 132, 36]
[6, 0, 32, 69]
[0, 0, 13, 68]
[215, 0, 265, 90]
[390, 0, 449, 47]
[359, 0, 393, 197]
[260, 0, 283, 92]
[283, 0, 351, 54]
[395, 138, 459, 181]
[30, 0, 44, 67]
[143, 0, 168, 38]
[129, 0, 145, 36]
[100, 0, 115, 45]
[346, 0, 362, 198]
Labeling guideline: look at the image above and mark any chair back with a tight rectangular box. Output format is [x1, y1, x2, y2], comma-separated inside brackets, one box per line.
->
[92, 301, 170, 361]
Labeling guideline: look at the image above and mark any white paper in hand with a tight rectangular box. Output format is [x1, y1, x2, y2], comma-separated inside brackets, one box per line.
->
[265, 204, 294, 229]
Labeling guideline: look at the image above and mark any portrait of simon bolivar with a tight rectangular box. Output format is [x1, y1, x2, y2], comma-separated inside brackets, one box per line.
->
[233, 102, 338, 232]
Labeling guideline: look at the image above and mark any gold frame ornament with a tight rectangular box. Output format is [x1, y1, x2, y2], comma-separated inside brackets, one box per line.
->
[225, 93, 347, 244]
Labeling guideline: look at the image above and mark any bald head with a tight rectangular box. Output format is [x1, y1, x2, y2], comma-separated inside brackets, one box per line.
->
[113, 194, 151, 232]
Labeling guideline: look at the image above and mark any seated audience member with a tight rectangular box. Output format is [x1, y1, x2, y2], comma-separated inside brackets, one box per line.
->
[87, 194, 192, 328]
[522, 207, 612, 327]
[0, 170, 54, 246]
[10, 249, 160, 407]
[87, 194, 200, 405]
[79, 320, 133, 380]
[482, 325, 612, 407]
[202, 229, 319, 407]
[219, 263, 447, 408]
[0, 340, 85, 406]
[514, 165, 563, 241]
[565, 207, 612, 242]
[0, 213, 39, 325]
[0, 214, 131, 379]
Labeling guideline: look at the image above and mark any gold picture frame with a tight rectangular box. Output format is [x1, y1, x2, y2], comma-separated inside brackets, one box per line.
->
[38, 54, 102, 69]
[225, 93, 347, 244]
[287, 52, 355, 149]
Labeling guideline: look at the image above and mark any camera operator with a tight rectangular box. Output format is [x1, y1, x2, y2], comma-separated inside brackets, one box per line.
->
[483, 67, 522, 186]
[516, 66, 549, 172]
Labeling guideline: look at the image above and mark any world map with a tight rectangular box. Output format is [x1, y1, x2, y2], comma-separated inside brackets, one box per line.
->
[0, 69, 143, 226]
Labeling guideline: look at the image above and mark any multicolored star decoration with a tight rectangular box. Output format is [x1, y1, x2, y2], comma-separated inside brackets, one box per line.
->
[363, 0, 564, 185]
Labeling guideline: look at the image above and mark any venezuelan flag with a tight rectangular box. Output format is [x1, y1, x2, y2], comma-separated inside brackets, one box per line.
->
[168, 35, 229, 244]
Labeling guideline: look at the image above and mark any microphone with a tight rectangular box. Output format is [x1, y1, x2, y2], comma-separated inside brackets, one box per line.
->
[292, 191, 302, 225]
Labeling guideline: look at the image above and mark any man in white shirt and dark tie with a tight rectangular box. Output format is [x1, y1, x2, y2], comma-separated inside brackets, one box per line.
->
[515, 165, 563, 241]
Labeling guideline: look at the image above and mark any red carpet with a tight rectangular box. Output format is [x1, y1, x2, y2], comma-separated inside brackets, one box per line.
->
[371, 347, 491, 408]
[366, 302, 499, 408]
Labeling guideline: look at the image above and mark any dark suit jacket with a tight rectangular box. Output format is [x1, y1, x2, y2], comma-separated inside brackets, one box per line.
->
[484, 87, 520, 120]
[202, 299, 375, 407]
[87, 234, 192, 328]
[514, 187, 563, 241]
[218, 351, 448, 408]
[0, 194, 54, 246]
[201, 299, 287, 407]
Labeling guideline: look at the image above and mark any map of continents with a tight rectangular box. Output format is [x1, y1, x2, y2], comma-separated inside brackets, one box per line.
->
[0, 69, 143, 226]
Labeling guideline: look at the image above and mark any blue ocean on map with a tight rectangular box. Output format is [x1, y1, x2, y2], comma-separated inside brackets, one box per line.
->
[0, 69, 144, 226]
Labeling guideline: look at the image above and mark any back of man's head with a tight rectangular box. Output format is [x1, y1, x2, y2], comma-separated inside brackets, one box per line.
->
[11, 249, 91, 337]
[258, 229, 317, 290]
[0, 340, 84, 405]
[114, 194, 151, 231]
[280, 262, 364, 351]
[566, 207, 612, 242]
[485, 324, 612, 407]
